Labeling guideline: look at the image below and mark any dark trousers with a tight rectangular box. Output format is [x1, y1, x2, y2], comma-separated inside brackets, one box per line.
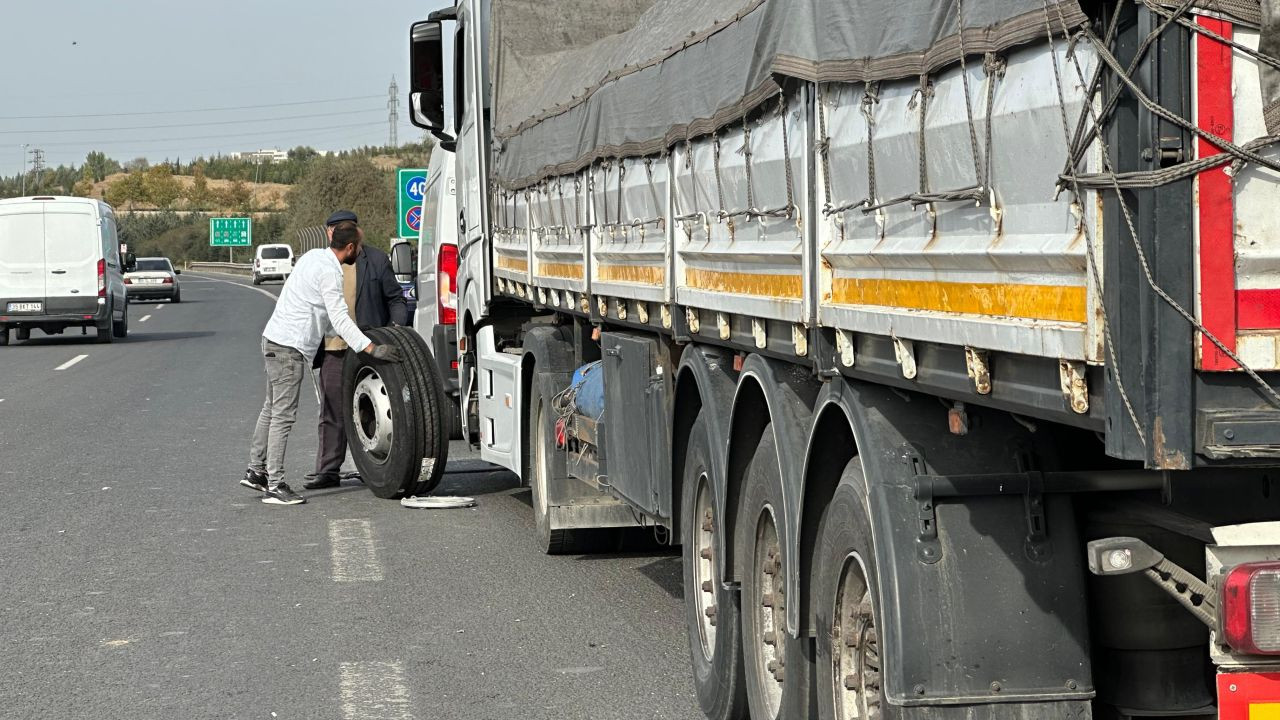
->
[314, 350, 347, 480]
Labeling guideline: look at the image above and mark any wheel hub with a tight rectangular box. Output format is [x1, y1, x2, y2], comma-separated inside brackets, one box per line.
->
[832, 553, 881, 719]
[693, 473, 718, 660]
[753, 509, 786, 715]
[352, 368, 394, 460]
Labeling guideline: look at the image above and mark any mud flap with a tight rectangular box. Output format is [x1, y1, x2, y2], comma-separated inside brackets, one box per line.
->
[820, 378, 1094, 713]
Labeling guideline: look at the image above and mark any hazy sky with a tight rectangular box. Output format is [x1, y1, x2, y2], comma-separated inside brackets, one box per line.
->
[0, 0, 439, 175]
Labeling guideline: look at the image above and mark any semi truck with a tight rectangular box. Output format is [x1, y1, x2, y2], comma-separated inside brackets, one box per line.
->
[396, 1, 1280, 718]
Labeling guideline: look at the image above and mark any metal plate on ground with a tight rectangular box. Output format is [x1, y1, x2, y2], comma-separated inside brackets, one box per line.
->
[400, 495, 476, 509]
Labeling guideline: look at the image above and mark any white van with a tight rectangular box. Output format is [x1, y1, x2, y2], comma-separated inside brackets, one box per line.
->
[0, 196, 130, 345]
[409, 147, 461, 436]
[252, 243, 294, 285]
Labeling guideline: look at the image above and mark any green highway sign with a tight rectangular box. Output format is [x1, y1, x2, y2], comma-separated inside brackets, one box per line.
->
[210, 217, 252, 247]
[398, 168, 428, 239]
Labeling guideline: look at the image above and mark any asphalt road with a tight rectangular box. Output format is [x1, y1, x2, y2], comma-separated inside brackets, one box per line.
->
[0, 272, 700, 720]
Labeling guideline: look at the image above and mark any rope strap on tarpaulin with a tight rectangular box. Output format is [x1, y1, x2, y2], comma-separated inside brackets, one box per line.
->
[1042, 0, 1280, 442]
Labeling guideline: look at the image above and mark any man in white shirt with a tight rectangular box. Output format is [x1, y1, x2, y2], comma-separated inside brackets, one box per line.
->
[242, 224, 401, 505]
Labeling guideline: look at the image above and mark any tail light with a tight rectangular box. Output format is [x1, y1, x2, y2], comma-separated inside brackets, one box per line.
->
[123, 277, 132, 285]
[1223, 562, 1280, 654]
[437, 244, 458, 326]
[162, 276, 174, 285]
[97, 259, 106, 296]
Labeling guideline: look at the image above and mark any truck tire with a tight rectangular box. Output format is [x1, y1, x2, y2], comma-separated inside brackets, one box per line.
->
[252, 274, 262, 286]
[448, 395, 464, 440]
[383, 324, 450, 496]
[529, 370, 579, 554]
[343, 326, 449, 498]
[811, 458, 894, 720]
[738, 426, 813, 720]
[682, 413, 748, 720]
[112, 304, 128, 339]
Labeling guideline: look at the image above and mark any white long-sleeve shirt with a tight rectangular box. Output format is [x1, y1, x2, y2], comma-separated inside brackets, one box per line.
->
[262, 248, 372, 359]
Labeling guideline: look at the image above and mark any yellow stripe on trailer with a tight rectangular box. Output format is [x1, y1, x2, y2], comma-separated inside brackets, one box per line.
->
[597, 264, 664, 285]
[496, 255, 528, 273]
[1251, 703, 1280, 720]
[537, 261, 585, 280]
[829, 277, 1088, 324]
[684, 269, 803, 299]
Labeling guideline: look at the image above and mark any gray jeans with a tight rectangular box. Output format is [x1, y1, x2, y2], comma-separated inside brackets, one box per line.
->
[248, 338, 306, 488]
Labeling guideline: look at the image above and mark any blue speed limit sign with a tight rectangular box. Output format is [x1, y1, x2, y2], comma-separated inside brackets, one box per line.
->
[404, 175, 426, 203]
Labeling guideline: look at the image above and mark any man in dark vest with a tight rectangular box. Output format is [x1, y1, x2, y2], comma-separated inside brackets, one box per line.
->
[304, 210, 408, 490]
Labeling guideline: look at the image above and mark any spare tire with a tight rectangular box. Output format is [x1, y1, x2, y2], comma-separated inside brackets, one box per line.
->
[381, 324, 449, 495]
[342, 326, 450, 498]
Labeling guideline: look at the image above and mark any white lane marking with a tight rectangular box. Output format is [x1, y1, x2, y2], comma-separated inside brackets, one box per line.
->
[139, 315, 152, 323]
[189, 273, 278, 301]
[55, 355, 89, 371]
[327, 519, 383, 582]
[339, 661, 415, 720]
[154, 304, 164, 310]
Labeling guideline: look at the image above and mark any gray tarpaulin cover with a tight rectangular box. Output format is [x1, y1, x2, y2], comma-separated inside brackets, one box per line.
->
[491, 0, 1087, 188]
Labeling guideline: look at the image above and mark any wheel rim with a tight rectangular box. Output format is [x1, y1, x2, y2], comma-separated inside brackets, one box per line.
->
[351, 367, 394, 461]
[751, 507, 785, 716]
[832, 552, 880, 719]
[692, 472, 718, 661]
[534, 402, 549, 516]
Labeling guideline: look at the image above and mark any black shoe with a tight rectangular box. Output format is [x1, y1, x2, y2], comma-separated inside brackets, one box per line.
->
[340, 471, 363, 484]
[240, 468, 268, 493]
[303, 474, 341, 490]
[261, 483, 306, 505]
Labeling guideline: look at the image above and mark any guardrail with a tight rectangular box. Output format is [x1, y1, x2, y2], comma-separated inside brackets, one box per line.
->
[187, 261, 253, 276]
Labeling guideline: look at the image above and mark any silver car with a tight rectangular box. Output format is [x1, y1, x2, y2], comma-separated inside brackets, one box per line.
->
[124, 257, 182, 302]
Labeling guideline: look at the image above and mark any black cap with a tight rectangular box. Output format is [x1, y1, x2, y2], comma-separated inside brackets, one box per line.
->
[325, 210, 358, 226]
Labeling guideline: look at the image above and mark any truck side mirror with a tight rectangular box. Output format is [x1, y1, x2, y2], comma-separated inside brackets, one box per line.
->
[409, 19, 452, 143]
[390, 242, 415, 280]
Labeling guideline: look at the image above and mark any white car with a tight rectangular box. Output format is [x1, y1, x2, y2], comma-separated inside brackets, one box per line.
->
[124, 257, 181, 302]
[0, 195, 129, 345]
[252, 244, 294, 285]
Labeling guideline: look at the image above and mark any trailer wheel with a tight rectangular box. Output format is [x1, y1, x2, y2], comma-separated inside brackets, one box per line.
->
[738, 425, 813, 720]
[812, 458, 893, 720]
[682, 413, 748, 720]
[342, 326, 449, 498]
[529, 371, 579, 554]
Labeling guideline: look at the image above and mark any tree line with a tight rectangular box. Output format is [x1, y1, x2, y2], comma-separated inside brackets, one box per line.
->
[24, 143, 436, 265]
[0, 142, 432, 200]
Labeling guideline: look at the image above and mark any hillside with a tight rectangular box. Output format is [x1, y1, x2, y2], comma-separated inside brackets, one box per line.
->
[87, 172, 289, 211]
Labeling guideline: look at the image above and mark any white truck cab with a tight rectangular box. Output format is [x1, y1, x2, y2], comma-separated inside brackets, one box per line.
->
[0, 196, 130, 345]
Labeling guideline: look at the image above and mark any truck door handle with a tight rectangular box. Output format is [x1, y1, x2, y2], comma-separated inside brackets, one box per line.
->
[50, 270, 67, 274]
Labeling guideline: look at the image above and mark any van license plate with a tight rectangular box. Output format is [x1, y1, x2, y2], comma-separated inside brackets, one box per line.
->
[6, 302, 41, 312]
